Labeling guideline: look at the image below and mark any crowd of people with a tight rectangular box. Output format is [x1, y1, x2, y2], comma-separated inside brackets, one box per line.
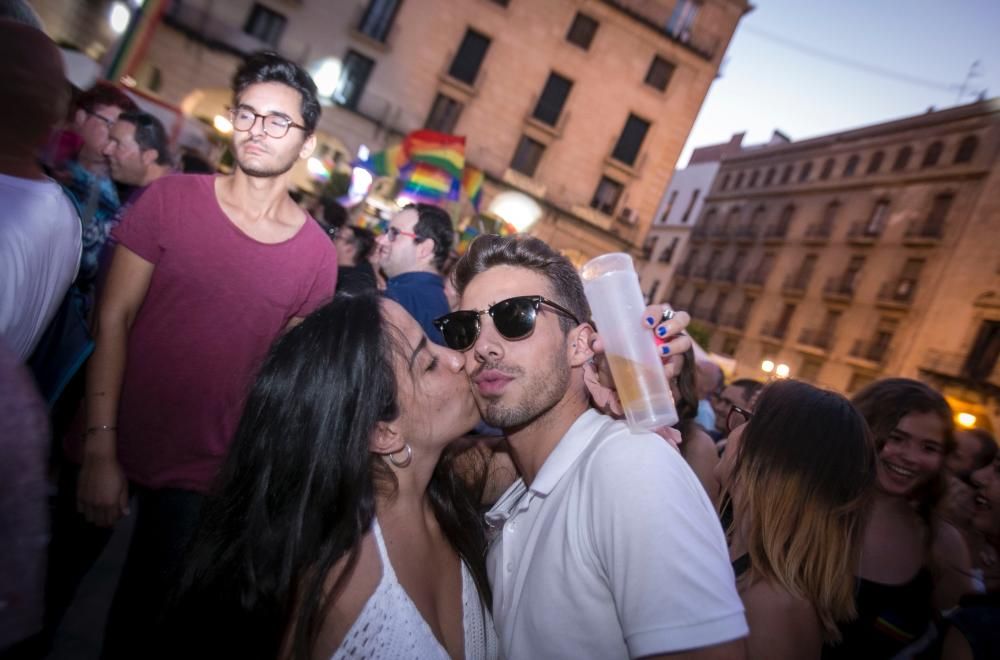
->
[2, 14, 999, 660]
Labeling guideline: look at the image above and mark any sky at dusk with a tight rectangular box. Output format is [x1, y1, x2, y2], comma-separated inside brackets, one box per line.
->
[677, 0, 1000, 166]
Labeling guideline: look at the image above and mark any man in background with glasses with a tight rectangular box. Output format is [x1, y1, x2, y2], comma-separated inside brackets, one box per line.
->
[376, 203, 455, 344]
[59, 51, 337, 658]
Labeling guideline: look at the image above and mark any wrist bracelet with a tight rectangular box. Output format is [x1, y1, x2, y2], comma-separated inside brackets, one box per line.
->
[85, 425, 118, 435]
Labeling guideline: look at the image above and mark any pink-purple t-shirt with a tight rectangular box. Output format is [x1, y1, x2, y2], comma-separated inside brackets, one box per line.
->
[108, 174, 337, 492]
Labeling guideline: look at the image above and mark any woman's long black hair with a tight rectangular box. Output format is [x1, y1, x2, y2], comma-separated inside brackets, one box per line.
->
[161, 292, 490, 659]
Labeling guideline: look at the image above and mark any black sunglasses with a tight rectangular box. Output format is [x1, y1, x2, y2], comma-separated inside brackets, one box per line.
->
[727, 405, 753, 433]
[433, 295, 580, 352]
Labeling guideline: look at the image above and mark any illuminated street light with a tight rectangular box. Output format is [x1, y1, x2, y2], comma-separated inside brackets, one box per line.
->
[213, 114, 233, 134]
[956, 412, 977, 428]
[488, 191, 543, 232]
[761, 359, 775, 374]
[310, 58, 342, 99]
[775, 363, 791, 379]
[109, 2, 131, 34]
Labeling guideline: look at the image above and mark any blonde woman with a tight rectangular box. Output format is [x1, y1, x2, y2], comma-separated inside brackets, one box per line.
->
[715, 379, 877, 659]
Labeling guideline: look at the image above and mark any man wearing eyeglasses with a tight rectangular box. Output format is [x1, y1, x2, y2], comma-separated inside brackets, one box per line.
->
[63, 51, 337, 657]
[376, 203, 455, 344]
[442, 234, 748, 659]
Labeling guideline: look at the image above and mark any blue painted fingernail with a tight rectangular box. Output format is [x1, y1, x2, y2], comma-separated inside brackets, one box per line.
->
[645, 316, 656, 326]
[660, 345, 671, 355]
[656, 326, 667, 337]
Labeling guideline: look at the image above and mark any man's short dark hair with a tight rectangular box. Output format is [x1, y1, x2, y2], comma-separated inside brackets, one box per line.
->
[454, 234, 590, 333]
[232, 51, 321, 133]
[730, 378, 764, 405]
[407, 204, 454, 274]
[73, 81, 138, 115]
[346, 226, 376, 262]
[965, 428, 997, 471]
[321, 197, 348, 229]
[117, 110, 172, 166]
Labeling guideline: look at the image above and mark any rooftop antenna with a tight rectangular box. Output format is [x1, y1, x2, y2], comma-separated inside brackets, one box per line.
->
[956, 60, 985, 104]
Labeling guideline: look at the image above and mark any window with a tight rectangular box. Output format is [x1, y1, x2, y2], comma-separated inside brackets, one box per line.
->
[658, 237, 679, 263]
[748, 170, 759, 187]
[448, 29, 491, 85]
[487, 0, 510, 5]
[798, 161, 813, 182]
[866, 151, 884, 174]
[923, 193, 954, 235]
[780, 164, 793, 184]
[892, 146, 912, 171]
[681, 189, 701, 224]
[333, 50, 375, 110]
[721, 335, 740, 357]
[843, 155, 860, 177]
[711, 291, 729, 321]
[776, 303, 797, 336]
[954, 135, 978, 164]
[921, 141, 943, 168]
[590, 176, 624, 215]
[720, 173, 731, 191]
[424, 93, 463, 133]
[866, 199, 890, 234]
[964, 321, 1000, 380]
[725, 207, 741, 232]
[750, 205, 767, 225]
[357, 0, 400, 42]
[566, 12, 599, 49]
[244, 3, 286, 46]
[819, 158, 835, 180]
[776, 204, 795, 234]
[510, 135, 545, 177]
[892, 258, 925, 300]
[660, 190, 679, 223]
[645, 56, 675, 91]
[847, 372, 875, 394]
[821, 201, 840, 232]
[611, 114, 650, 166]
[763, 168, 776, 186]
[734, 172, 745, 189]
[844, 255, 865, 288]
[532, 72, 573, 126]
[799, 357, 823, 383]
[797, 254, 818, 284]
[666, 0, 701, 40]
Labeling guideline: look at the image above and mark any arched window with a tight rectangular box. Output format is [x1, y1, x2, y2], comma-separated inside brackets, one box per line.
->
[866, 151, 884, 174]
[892, 146, 912, 171]
[842, 155, 860, 177]
[819, 158, 835, 180]
[954, 135, 978, 164]
[780, 164, 794, 184]
[921, 141, 943, 168]
[748, 170, 760, 187]
[720, 173, 731, 190]
[798, 161, 813, 182]
[777, 204, 795, 232]
[734, 171, 745, 189]
[763, 168, 776, 186]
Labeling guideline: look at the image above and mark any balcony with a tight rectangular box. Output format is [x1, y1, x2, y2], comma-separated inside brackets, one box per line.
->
[823, 276, 855, 302]
[847, 221, 883, 246]
[920, 349, 1000, 388]
[782, 273, 811, 297]
[716, 265, 740, 284]
[762, 224, 790, 245]
[848, 339, 891, 367]
[604, 1, 721, 61]
[165, 2, 284, 57]
[691, 265, 713, 281]
[802, 222, 832, 245]
[876, 280, 917, 310]
[690, 226, 709, 243]
[760, 321, 788, 341]
[719, 312, 750, 331]
[657, 249, 676, 264]
[903, 221, 944, 247]
[691, 304, 714, 323]
[709, 226, 730, 244]
[744, 268, 771, 290]
[640, 244, 654, 260]
[734, 225, 759, 244]
[797, 328, 833, 352]
[675, 262, 693, 278]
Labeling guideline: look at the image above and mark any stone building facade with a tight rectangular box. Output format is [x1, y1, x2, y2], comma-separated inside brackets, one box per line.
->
[666, 99, 1000, 430]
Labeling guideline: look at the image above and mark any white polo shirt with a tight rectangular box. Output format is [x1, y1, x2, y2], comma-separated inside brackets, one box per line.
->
[485, 409, 747, 659]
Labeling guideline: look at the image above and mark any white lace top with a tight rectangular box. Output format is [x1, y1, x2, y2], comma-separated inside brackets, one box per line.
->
[331, 519, 500, 659]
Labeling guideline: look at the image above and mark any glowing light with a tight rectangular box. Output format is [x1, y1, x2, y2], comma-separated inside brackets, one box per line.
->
[307, 157, 330, 180]
[357, 144, 371, 161]
[395, 195, 417, 208]
[109, 2, 131, 34]
[488, 191, 543, 232]
[310, 58, 342, 98]
[761, 360, 775, 373]
[349, 166, 373, 198]
[775, 363, 791, 379]
[120, 75, 137, 88]
[956, 412, 977, 428]
[213, 114, 233, 134]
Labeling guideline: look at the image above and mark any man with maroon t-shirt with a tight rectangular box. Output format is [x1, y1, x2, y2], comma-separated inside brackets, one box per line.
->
[56, 52, 337, 657]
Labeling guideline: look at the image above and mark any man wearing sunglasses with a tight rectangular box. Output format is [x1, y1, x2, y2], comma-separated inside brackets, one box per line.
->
[64, 51, 337, 657]
[444, 235, 748, 659]
[376, 203, 455, 344]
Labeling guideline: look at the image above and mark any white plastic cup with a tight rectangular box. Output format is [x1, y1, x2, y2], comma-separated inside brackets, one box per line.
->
[580, 253, 679, 431]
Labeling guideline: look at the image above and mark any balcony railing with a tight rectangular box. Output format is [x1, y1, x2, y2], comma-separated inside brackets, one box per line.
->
[709, 225, 730, 242]
[847, 221, 883, 245]
[719, 312, 750, 330]
[716, 265, 740, 283]
[762, 224, 789, 243]
[676, 262, 693, 277]
[744, 268, 770, 287]
[803, 222, 832, 242]
[903, 220, 944, 246]
[691, 226, 709, 241]
[760, 321, 788, 340]
[850, 339, 891, 365]
[734, 226, 759, 242]
[782, 273, 811, 295]
[797, 328, 833, 350]
[877, 280, 917, 308]
[691, 265, 713, 280]
[823, 276, 856, 300]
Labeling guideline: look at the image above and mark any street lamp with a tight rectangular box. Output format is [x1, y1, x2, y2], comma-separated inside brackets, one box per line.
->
[213, 114, 233, 134]
[109, 2, 131, 34]
[775, 363, 791, 379]
[956, 412, 977, 429]
[761, 359, 775, 374]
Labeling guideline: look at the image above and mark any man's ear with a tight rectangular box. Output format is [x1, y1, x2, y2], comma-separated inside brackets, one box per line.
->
[567, 323, 596, 368]
[370, 419, 404, 456]
[140, 148, 157, 168]
[74, 108, 87, 129]
[299, 133, 317, 160]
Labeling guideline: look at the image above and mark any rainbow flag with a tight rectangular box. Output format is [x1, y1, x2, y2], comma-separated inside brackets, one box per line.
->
[402, 162, 452, 202]
[497, 220, 519, 237]
[106, 0, 169, 81]
[356, 143, 407, 177]
[404, 130, 465, 180]
[462, 167, 484, 210]
[457, 224, 481, 255]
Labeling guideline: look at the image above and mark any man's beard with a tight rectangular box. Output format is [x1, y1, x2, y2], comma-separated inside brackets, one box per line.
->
[475, 347, 572, 431]
[235, 143, 298, 178]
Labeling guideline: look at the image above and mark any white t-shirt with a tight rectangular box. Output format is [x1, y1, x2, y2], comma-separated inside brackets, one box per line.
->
[0, 174, 81, 360]
[486, 409, 748, 659]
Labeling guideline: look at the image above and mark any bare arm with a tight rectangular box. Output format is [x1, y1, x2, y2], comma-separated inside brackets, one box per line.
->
[681, 425, 722, 505]
[930, 519, 974, 609]
[738, 579, 822, 660]
[640, 637, 747, 660]
[78, 245, 154, 527]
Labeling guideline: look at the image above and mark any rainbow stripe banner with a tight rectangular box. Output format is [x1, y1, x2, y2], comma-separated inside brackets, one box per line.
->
[457, 224, 481, 255]
[106, 0, 169, 81]
[497, 220, 519, 237]
[461, 167, 485, 210]
[404, 130, 466, 180]
[356, 143, 407, 178]
[402, 162, 452, 202]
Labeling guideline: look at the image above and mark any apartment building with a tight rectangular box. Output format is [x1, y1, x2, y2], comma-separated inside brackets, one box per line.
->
[32, 0, 750, 260]
[665, 99, 1000, 429]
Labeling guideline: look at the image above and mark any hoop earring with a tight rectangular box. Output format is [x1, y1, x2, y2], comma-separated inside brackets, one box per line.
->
[388, 443, 412, 469]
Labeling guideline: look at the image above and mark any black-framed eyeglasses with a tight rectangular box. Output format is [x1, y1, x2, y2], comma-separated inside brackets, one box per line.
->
[727, 405, 753, 433]
[229, 106, 307, 139]
[434, 295, 581, 352]
[86, 110, 116, 128]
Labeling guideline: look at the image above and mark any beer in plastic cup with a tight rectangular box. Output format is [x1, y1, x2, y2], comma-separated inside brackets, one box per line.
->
[580, 253, 679, 431]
